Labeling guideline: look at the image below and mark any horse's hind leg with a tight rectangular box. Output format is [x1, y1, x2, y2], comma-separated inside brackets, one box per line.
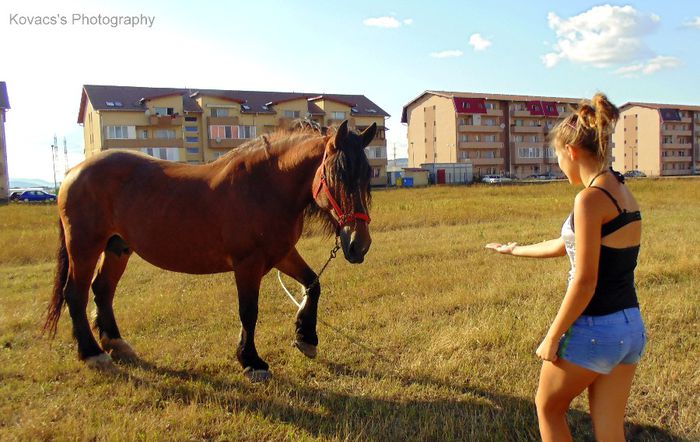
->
[92, 237, 135, 361]
[275, 247, 320, 359]
[63, 234, 113, 369]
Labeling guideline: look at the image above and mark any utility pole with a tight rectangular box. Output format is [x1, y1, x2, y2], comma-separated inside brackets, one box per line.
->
[63, 136, 69, 175]
[51, 135, 58, 192]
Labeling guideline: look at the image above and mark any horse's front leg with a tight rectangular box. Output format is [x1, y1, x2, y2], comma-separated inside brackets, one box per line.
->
[234, 263, 271, 382]
[275, 247, 320, 359]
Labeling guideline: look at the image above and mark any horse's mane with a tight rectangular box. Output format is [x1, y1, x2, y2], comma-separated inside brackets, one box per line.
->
[214, 119, 370, 237]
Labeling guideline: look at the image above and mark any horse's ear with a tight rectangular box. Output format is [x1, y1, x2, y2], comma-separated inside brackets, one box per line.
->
[360, 123, 377, 148]
[334, 120, 349, 146]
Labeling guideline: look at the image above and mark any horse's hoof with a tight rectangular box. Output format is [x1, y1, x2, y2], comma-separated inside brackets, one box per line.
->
[294, 341, 317, 359]
[102, 338, 137, 362]
[85, 353, 116, 371]
[243, 367, 272, 383]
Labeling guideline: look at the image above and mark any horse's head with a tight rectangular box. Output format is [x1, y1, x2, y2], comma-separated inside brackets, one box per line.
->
[313, 120, 376, 264]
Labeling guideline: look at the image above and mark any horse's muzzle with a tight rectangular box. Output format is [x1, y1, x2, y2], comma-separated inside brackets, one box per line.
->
[340, 225, 371, 264]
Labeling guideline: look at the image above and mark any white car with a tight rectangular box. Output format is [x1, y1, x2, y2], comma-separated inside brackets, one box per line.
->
[481, 175, 512, 184]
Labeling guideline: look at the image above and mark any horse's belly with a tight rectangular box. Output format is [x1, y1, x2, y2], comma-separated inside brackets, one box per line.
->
[131, 244, 234, 275]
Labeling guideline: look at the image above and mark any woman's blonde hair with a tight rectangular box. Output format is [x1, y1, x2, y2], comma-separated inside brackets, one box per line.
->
[550, 93, 620, 165]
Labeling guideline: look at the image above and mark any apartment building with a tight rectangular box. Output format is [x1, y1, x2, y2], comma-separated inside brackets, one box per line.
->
[0, 82, 10, 203]
[78, 85, 390, 186]
[402, 91, 582, 179]
[612, 102, 700, 176]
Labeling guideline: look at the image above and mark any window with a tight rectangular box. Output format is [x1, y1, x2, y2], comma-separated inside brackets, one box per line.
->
[184, 126, 198, 132]
[514, 119, 523, 126]
[154, 107, 174, 116]
[371, 167, 381, 178]
[140, 130, 149, 139]
[284, 110, 301, 119]
[186, 147, 200, 154]
[513, 135, 524, 142]
[484, 135, 497, 142]
[331, 111, 346, 120]
[663, 136, 673, 144]
[459, 151, 468, 159]
[518, 147, 542, 158]
[483, 119, 495, 126]
[529, 135, 539, 142]
[141, 147, 180, 161]
[239, 125, 256, 139]
[155, 130, 176, 139]
[185, 116, 197, 122]
[459, 134, 469, 142]
[211, 108, 228, 117]
[185, 136, 199, 143]
[106, 126, 133, 139]
[485, 102, 497, 110]
[210, 125, 236, 139]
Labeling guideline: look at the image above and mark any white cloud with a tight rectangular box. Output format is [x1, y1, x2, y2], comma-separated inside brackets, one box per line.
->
[363, 16, 401, 28]
[469, 33, 492, 51]
[614, 55, 682, 77]
[430, 50, 464, 58]
[403, 18, 414, 25]
[543, 5, 660, 68]
[683, 17, 700, 29]
[641, 55, 682, 74]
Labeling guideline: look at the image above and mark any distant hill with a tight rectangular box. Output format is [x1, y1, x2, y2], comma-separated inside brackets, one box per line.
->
[10, 178, 56, 189]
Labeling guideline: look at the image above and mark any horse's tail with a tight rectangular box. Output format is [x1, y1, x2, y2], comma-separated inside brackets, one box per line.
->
[44, 218, 69, 337]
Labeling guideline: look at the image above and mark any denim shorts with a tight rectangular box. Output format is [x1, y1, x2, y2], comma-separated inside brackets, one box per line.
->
[557, 308, 646, 374]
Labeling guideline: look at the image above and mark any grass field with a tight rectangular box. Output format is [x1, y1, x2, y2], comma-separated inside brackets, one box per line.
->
[1, 179, 698, 441]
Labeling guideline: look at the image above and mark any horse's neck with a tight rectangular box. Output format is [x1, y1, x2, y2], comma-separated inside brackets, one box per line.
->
[275, 137, 325, 213]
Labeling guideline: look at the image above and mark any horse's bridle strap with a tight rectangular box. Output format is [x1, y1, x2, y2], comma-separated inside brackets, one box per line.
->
[313, 150, 371, 229]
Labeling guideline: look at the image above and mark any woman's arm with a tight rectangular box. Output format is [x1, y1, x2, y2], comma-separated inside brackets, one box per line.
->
[536, 189, 605, 361]
[485, 238, 566, 258]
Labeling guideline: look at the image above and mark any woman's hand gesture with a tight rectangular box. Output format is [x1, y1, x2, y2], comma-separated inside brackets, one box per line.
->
[485, 242, 518, 255]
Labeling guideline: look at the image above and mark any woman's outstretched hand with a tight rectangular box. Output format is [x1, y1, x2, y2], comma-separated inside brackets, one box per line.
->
[485, 242, 518, 255]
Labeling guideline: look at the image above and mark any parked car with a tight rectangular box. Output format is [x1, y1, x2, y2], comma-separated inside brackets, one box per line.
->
[12, 190, 57, 203]
[623, 170, 646, 178]
[481, 175, 513, 184]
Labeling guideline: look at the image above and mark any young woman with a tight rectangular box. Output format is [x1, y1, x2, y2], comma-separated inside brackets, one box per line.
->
[486, 94, 645, 441]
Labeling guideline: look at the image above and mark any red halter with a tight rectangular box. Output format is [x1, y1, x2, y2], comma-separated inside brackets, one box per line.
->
[313, 149, 371, 230]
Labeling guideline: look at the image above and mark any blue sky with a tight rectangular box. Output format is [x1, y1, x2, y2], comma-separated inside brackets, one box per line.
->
[2, 0, 699, 181]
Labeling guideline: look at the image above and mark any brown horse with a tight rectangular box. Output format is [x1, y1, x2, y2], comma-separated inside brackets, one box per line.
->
[44, 120, 376, 381]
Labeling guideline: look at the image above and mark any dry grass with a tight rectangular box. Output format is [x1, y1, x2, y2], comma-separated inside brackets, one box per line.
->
[0, 179, 698, 441]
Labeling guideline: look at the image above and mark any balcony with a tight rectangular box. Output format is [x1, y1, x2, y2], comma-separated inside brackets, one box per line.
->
[662, 143, 693, 150]
[104, 138, 183, 149]
[513, 156, 544, 165]
[486, 109, 503, 116]
[511, 141, 546, 149]
[208, 138, 248, 149]
[458, 124, 502, 133]
[207, 116, 239, 125]
[149, 115, 183, 126]
[663, 129, 692, 136]
[459, 141, 502, 149]
[469, 157, 505, 166]
[511, 125, 544, 133]
[662, 156, 692, 163]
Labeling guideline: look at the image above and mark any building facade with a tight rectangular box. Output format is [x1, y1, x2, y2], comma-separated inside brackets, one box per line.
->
[402, 91, 582, 179]
[0, 82, 10, 203]
[78, 85, 390, 186]
[612, 102, 700, 176]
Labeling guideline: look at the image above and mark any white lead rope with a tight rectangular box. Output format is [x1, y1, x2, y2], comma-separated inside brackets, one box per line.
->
[277, 271, 303, 308]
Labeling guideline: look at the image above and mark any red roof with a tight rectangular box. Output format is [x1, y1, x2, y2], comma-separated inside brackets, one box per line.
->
[78, 85, 389, 123]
